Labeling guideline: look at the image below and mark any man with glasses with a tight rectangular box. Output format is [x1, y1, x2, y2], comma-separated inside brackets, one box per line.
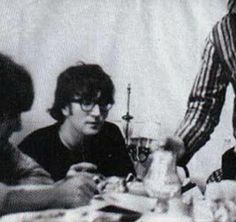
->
[19, 63, 134, 181]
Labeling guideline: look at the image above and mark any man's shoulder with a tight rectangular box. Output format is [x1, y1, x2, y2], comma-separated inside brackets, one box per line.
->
[23, 123, 59, 140]
[214, 13, 236, 29]
[97, 121, 125, 145]
[222, 147, 235, 158]
[210, 13, 236, 54]
[19, 123, 60, 150]
[101, 121, 122, 134]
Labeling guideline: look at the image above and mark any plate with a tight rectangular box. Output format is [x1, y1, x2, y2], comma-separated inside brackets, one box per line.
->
[98, 192, 156, 214]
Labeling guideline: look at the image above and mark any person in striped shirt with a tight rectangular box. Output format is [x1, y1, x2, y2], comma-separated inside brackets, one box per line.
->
[162, 0, 236, 178]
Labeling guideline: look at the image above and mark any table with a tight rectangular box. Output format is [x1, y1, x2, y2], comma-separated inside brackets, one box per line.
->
[0, 193, 155, 222]
[0, 190, 213, 222]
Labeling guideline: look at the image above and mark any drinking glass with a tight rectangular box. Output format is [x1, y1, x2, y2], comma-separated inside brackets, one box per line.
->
[127, 121, 161, 178]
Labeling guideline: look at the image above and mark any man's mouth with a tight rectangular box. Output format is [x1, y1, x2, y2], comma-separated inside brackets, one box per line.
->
[86, 121, 101, 126]
[86, 122, 102, 130]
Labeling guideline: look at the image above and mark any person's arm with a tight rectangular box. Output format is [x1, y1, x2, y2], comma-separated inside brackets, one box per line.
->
[18, 131, 45, 166]
[0, 175, 97, 215]
[0, 183, 55, 214]
[6, 143, 53, 185]
[175, 31, 229, 165]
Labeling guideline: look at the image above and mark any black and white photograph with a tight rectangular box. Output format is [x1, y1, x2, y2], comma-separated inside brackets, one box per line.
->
[0, 0, 235, 221]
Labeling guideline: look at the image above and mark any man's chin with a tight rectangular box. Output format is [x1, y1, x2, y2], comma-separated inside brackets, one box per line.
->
[83, 128, 100, 136]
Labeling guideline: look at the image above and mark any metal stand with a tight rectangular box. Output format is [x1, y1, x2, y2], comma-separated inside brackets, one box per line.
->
[122, 83, 133, 145]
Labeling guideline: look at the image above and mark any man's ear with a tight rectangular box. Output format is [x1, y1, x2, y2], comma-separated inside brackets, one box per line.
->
[62, 106, 70, 117]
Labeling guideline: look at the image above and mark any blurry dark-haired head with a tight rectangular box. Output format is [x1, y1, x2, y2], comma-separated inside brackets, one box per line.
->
[0, 53, 34, 141]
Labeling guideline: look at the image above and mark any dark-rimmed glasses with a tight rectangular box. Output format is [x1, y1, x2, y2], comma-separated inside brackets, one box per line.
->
[71, 98, 113, 113]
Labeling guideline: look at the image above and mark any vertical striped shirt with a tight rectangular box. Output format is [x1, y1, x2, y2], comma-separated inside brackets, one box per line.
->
[175, 12, 236, 165]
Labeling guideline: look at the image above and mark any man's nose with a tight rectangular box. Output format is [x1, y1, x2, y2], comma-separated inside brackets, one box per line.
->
[90, 104, 101, 116]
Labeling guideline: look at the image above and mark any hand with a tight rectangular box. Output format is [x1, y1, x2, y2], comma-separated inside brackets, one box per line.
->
[51, 174, 97, 208]
[206, 180, 236, 201]
[97, 176, 127, 193]
[159, 136, 185, 160]
[205, 181, 236, 221]
[66, 162, 98, 177]
[66, 162, 105, 185]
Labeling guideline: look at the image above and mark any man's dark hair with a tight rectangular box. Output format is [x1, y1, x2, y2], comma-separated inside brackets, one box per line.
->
[49, 63, 115, 122]
[0, 53, 34, 116]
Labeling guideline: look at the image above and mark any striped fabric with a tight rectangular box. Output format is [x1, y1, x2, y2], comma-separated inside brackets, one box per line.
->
[175, 13, 236, 165]
[206, 168, 223, 184]
[228, 0, 236, 13]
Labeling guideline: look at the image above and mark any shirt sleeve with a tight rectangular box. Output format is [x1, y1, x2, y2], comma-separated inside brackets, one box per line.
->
[6, 143, 53, 185]
[175, 30, 230, 165]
